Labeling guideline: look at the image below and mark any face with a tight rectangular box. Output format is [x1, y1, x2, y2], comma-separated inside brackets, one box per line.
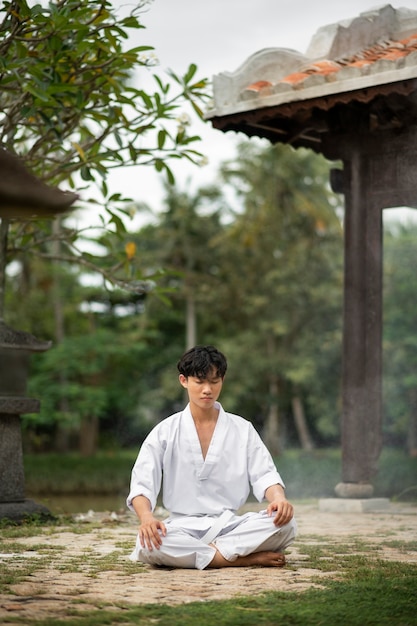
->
[179, 368, 223, 411]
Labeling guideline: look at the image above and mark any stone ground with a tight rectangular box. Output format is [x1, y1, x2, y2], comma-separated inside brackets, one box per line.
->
[0, 501, 416, 622]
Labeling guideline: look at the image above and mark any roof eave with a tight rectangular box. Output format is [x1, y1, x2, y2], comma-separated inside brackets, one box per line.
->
[206, 65, 417, 121]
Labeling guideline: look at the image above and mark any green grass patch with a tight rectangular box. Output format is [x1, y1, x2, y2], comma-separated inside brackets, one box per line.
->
[2, 560, 415, 626]
[296, 539, 382, 571]
[0, 560, 41, 593]
[23, 450, 136, 496]
[0, 517, 415, 625]
[22, 448, 417, 501]
[383, 539, 417, 551]
[275, 448, 417, 500]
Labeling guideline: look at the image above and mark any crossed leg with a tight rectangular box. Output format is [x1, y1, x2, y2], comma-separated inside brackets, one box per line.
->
[207, 513, 296, 568]
[207, 549, 286, 568]
[132, 513, 296, 570]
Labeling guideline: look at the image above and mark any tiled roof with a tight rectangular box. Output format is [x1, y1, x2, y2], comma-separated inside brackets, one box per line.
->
[245, 35, 417, 93]
[208, 5, 417, 119]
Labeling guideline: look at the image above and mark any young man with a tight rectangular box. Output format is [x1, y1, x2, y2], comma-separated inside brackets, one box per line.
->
[127, 345, 296, 569]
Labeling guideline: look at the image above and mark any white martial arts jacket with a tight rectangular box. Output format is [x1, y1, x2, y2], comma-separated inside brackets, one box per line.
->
[127, 402, 284, 518]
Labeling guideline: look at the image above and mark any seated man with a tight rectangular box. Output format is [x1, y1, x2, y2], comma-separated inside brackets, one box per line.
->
[127, 345, 297, 569]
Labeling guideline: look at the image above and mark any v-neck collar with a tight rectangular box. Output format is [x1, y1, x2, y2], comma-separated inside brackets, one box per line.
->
[182, 402, 226, 480]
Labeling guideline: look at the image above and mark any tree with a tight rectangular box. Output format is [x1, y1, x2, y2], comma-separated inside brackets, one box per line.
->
[112, 142, 344, 450]
[0, 0, 210, 454]
[17, 139, 346, 454]
[145, 182, 227, 346]
[112, 181, 227, 422]
[216, 141, 343, 452]
[0, 0, 210, 313]
[26, 325, 152, 454]
[383, 223, 417, 455]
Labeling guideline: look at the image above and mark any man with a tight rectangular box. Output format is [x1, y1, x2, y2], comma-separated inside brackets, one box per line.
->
[127, 345, 297, 569]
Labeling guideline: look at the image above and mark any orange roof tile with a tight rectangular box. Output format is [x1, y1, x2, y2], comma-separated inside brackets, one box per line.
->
[271, 36, 417, 88]
[245, 80, 273, 92]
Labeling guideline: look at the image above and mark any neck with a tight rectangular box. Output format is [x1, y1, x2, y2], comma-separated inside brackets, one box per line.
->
[190, 402, 219, 425]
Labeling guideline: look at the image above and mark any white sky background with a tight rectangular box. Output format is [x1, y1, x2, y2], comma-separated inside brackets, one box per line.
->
[105, 0, 417, 225]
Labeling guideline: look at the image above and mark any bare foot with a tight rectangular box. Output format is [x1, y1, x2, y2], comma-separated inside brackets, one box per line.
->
[208, 549, 286, 568]
[246, 551, 286, 567]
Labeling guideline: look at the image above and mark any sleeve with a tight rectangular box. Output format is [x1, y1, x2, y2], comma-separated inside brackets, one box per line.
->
[246, 423, 285, 502]
[126, 426, 164, 512]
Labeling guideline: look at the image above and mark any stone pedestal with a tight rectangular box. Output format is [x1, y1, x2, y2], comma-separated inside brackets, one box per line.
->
[0, 500, 52, 522]
[319, 498, 391, 513]
[0, 413, 25, 502]
[0, 412, 52, 522]
[334, 481, 375, 499]
[0, 321, 53, 522]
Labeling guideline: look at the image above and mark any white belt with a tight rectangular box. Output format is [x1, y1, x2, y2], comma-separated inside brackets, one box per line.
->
[200, 510, 235, 544]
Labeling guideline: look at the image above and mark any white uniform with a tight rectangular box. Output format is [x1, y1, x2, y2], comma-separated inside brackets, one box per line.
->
[127, 402, 297, 569]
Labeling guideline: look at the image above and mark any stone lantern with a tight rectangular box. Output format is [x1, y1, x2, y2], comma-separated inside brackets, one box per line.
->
[0, 321, 52, 520]
[0, 147, 77, 521]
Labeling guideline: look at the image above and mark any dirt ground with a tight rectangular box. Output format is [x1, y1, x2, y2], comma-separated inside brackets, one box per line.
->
[0, 501, 416, 622]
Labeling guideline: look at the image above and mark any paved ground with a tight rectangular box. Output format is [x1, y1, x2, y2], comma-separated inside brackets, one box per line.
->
[0, 501, 416, 621]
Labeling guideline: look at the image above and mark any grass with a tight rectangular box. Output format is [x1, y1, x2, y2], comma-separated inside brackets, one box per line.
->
[23, 449, 136, 496]
[22, 447, 417, 501]
[0, 515, 415, 625]
[0, 560, 415, 625]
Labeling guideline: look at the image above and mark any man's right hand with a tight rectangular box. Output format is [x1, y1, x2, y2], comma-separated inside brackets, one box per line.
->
[138, 512, 167, 551]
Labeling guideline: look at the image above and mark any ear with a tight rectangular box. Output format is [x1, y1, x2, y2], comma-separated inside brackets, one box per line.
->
[179, 374, 188, 388]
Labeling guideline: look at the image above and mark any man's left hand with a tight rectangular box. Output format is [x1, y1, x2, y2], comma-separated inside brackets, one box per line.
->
[267, 499, 294, 526]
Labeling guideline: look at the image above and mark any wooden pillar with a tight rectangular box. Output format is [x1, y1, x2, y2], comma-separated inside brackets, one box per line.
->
[338, 147, 383, 493]
[328, 127, 417, 497]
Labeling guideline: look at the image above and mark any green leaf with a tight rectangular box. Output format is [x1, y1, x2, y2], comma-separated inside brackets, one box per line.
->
[184, 63, 197, 84]
[157, 130, 166, 150]
[80, 165, 94, 181]
[163, 162, 175, 185]
[107, 210, 127, 235]
[24, 83, 50, 102]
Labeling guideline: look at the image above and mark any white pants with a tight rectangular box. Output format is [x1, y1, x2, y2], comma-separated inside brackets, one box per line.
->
[129, 510, 297, 570]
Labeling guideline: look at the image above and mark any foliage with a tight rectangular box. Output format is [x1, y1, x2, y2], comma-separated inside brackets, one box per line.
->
[111, 181, 229, 420]
[24, 319, 159, 450]
[15, 140, 346, 449]
[0, 0, 211, 454]
[9, 134, 417, 454]
[214, 141, 343, 443]
[106, 141, 344, 446]
[26, 329, 141, 425]
[0, 0, 208, 184]
[383, 224, 417, 451]
[0, 0, 210, 292]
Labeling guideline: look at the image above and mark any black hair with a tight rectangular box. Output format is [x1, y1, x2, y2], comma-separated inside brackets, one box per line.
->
[177, 345, 227, 379]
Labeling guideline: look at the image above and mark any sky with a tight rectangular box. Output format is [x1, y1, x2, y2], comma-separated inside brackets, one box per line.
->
[105, 0, 417, 223]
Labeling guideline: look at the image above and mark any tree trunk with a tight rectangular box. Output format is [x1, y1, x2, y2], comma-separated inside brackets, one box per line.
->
[262, 335, 281, 455]
[407, 388, 417, 457]
[263, 375, 281, 456]
[52, 218, 71, 452]
[79, 414, 99, 457]
[291, 395, 314, 451]
[186, 291, 196, 350]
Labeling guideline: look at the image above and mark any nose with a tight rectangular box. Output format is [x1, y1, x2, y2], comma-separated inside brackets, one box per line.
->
[202, 381, 212, 394]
